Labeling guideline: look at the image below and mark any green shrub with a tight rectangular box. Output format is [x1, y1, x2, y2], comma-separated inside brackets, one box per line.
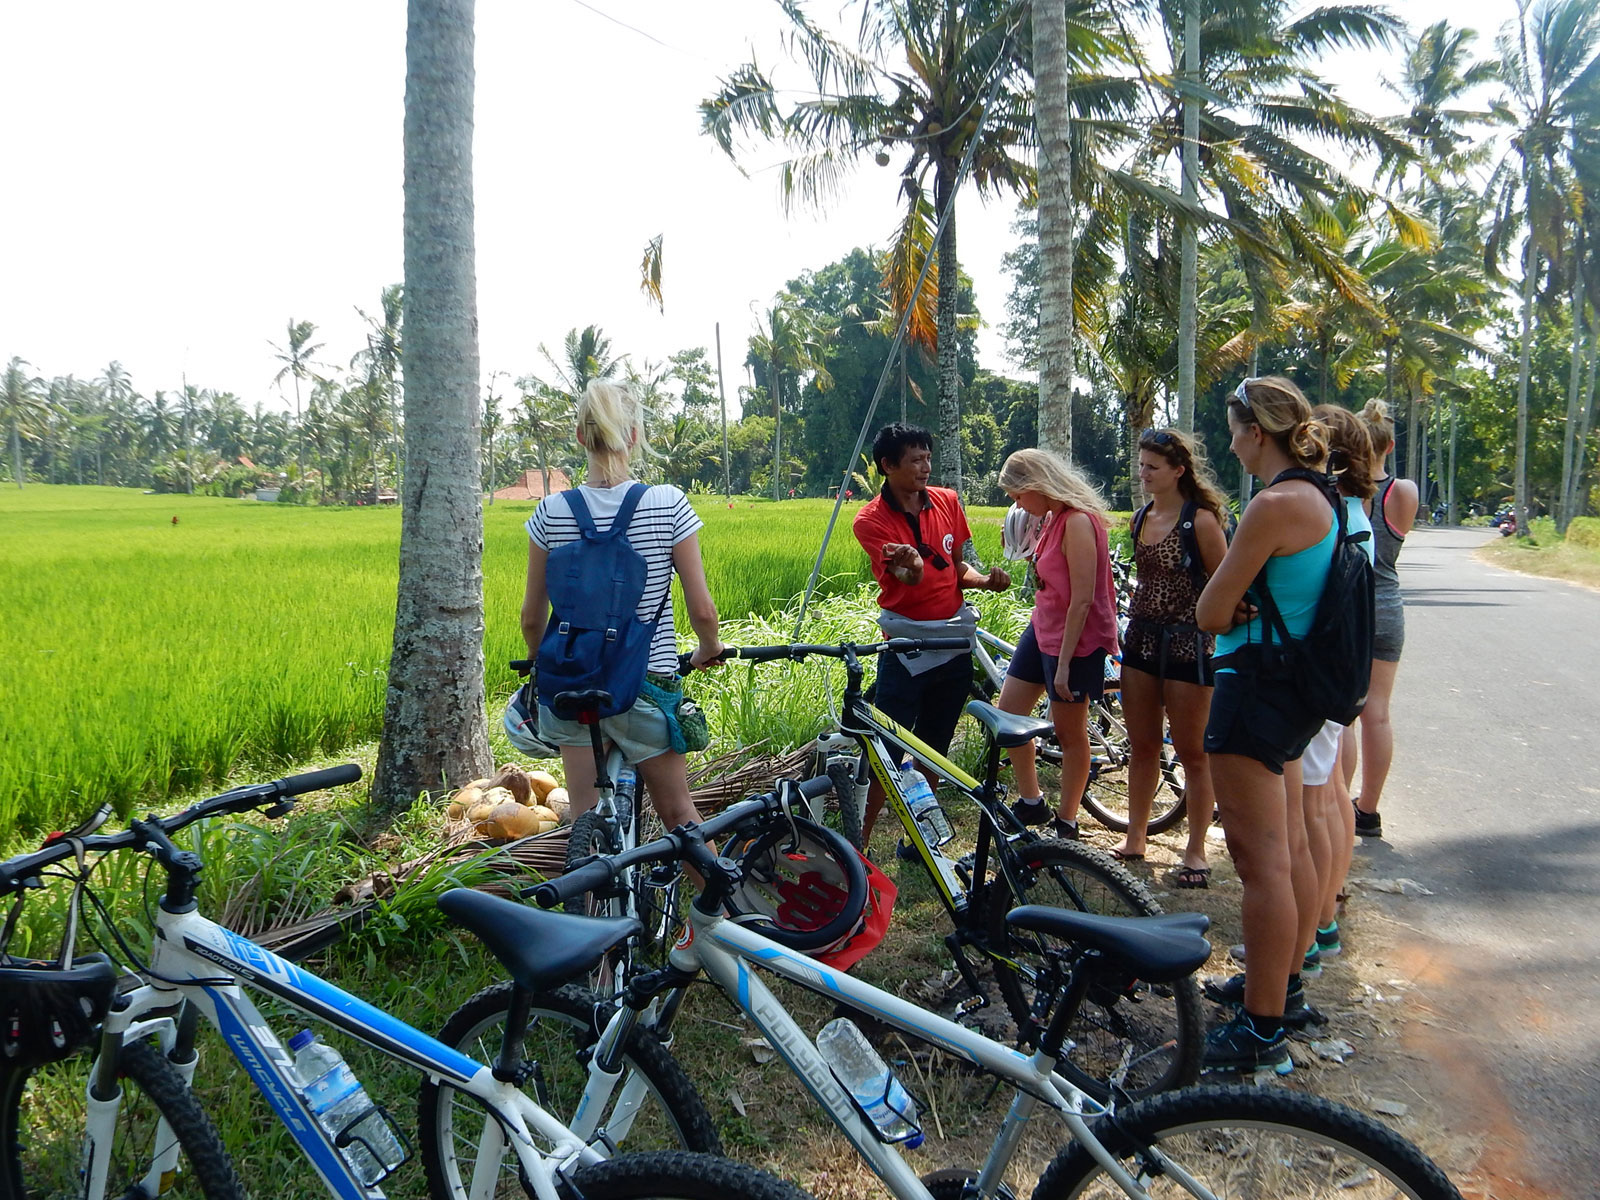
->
[1566, 516, 1600, 549]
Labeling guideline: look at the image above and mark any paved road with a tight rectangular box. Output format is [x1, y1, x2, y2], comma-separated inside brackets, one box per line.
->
[1367, 526, 1600, 1196]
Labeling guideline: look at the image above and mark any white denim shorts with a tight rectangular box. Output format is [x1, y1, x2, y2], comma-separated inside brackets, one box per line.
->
[1300, 719, 1344, 788]
[537, 694, 672, 764]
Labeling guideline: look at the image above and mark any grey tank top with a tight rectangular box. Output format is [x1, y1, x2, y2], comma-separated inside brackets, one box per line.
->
[1370, 477, 1404, 594]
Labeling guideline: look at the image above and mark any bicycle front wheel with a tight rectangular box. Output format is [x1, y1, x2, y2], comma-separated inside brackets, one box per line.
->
[567, 1151, 812, 1200]
[562, 810, 629, 991]
[419, 982, 719, 1200]
[1035, 1085, 1464, 1199]
[988, 839, 1203, 1101]
[1078, 738, 1187, 836]
[0, 1039, 244, 1200]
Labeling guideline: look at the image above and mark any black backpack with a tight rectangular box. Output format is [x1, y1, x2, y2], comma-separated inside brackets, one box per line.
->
[1252, 468, 1376, 725]
[1131, 499, 1209, 592]
[535, 484, 667, 719]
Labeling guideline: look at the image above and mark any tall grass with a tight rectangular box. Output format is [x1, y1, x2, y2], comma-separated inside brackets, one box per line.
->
[4, 487, 1011, 831]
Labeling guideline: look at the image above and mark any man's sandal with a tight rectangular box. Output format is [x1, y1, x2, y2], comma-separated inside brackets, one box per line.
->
[1171, 865, 1211, 889]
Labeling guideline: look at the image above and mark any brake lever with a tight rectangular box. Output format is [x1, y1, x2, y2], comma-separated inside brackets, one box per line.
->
[774, 779, 804, 855]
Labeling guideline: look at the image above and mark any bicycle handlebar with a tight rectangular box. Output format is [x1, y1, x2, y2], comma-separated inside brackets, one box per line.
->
[0, 764, 364, 895]
[703, 637, 972, 666]
[529, 773, 835, 909]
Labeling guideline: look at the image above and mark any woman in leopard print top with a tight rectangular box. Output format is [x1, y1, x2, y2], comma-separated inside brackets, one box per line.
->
[1115, 429, 1230, 883]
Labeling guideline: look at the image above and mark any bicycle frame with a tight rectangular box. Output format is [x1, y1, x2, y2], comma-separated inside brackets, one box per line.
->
[90, 904, 608, 1200]
[631, 899, 1151, 1199]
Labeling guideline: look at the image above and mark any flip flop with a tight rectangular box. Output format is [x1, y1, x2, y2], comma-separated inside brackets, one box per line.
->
[1110, 847, 1145, 862]
[1171, 865, 1211, 889]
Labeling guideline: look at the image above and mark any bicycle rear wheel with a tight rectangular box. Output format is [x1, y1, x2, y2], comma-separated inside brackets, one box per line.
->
[1034, 1084, 1464, 1199]
[419, 983, 720, 1200]
[1078, 738, 1187, 836]
[0, 1039, 243, 1200]
[562, 810, 629, 991]
[987, 839, 1203, 1100]
[567, 1151, 812, 1200]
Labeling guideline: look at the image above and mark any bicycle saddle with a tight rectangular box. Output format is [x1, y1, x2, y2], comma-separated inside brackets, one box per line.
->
[963, 701, 1054, 748]
[552, 689, 615, 720]
[437, 889, 640, 992]
[1006, 906, 1211, 983]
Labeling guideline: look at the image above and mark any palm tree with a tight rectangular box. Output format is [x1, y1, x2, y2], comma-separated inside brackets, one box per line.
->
[749, 299, 833, 500]
[1032, 0, 1074, 456]
[1486, 0, 1600, 534]
[271, 318, 325, 479]
[513, 377, 572, 497]
[375, 0, 493, 807]
[354, 284, 404, 493]
[1135, 0, 1419, 422]
[539, 325, 623, 402]
[2, 358, 48, 488]
[702, 0, 1034, 490]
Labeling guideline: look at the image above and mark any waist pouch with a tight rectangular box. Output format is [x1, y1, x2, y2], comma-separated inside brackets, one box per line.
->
[639, 674, 709, 754]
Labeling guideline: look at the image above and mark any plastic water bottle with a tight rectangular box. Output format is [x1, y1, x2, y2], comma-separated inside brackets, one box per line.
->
[900, 762, 952, 847]
[614, 766, 637, 836]
[288, 1030, 405, 1185]
[815, 1017, 923, 1147]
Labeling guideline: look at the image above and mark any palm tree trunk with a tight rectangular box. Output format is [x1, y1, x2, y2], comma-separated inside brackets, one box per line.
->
[715, 321, 730, 499]
[1447, 397, 1458, 523]
[1558, 231, 1586, 532]
[1384, 340, 1396, 475]
[771, 360, 783, 502]
[1513, 221, 1538, 536]
[1572, 308, 1598, 520]
[1175, 0, 1200, 434]
[374, 0, 493, 808]
[1033, 0, 1073, 458]
[9, 422, 22, 489]
[934, 154, 963, 491]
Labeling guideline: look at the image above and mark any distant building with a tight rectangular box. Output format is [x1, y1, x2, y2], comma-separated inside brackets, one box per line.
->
[493, 469, 572, 502]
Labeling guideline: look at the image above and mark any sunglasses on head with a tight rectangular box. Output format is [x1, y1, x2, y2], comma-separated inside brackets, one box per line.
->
[1230, 377, 1258, 418]
[1140, 430, 1177, 450]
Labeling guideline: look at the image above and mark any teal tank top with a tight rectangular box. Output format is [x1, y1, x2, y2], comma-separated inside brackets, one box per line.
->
[1215, 512, 1336, 666]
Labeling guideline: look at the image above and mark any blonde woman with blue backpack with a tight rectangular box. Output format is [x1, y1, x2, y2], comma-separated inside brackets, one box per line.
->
[519, 379, 724, 829]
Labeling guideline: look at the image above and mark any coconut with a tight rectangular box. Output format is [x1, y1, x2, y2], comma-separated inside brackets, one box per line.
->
[525, 769, 560, 800]
[479, 801, 548, 839]
[487, 765, 533, 806]
[543, 787, 570, 821]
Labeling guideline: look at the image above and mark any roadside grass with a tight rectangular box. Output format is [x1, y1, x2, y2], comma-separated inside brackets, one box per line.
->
[1479, 514, 1600, 590]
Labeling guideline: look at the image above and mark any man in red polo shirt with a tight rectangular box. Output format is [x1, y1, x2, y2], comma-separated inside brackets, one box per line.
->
[853, 423, 1009, 845]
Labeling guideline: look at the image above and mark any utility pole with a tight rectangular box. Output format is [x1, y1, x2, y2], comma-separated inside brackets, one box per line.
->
[715, 322, 730, 499]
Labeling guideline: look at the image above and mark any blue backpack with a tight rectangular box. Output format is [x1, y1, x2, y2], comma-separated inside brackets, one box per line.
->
[535, 484, 667, 719]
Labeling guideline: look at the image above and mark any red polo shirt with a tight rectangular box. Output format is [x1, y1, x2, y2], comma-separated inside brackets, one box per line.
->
[853, 485, 971, 621]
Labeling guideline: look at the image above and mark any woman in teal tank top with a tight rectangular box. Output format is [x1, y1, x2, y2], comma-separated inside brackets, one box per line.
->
[1191, 376, 1336, 1076]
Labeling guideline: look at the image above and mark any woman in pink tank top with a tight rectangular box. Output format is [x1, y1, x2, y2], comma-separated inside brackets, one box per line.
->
[995, 449, 1119, 840]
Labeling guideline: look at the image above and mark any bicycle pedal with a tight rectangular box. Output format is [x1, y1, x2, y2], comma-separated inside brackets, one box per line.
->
[953, 993, 989, 1019]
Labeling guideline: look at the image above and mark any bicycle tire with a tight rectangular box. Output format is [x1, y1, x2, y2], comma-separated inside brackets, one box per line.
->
[1034, 1084, 1465, 1199]
[1078, 739, 1187, 836]
[565, 1151, 812, 1200]
[419, 982, 720, 1200]
[629, 786, 687, 972]
[0, 1038, 244, 1200]
[987, 839, 1203, 1101]
[823, 756, 865, 851]
[562, 809, 628, 992]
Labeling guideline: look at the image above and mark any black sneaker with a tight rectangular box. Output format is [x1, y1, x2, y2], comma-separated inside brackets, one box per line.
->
[1202, 973, 1326, 1030]
[1353, 801, 1382, 837]
[1012, 797, 1049, 826]
[1202, 1011, 1292, 1075]
[1051, 817, 1079, 841]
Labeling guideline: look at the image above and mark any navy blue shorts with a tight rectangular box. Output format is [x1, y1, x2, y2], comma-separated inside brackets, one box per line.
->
[1204, 650, 1323, 775]
[869, 649, 972, 755]
[1007, 623, 1108, 704]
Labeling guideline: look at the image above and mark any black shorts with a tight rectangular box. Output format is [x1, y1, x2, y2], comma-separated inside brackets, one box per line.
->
[1203, 650, 1323, 775]
[1121, 646, 1213, 687]
[869, 649, 972, 755]
[1007, 623, 1108, 704]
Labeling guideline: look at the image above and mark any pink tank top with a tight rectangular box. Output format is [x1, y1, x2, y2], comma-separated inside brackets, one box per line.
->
[1031, 508, 1119, 660]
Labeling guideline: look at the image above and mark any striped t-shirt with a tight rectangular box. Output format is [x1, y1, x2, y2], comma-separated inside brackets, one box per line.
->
[526, 481, 703, 675]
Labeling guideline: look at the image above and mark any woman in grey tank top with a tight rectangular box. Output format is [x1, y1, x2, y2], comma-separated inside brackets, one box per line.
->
[1352, 401, 1418, 838]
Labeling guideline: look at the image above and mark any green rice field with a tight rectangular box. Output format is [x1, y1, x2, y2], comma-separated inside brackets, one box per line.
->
[1, 486, 1009, 831]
